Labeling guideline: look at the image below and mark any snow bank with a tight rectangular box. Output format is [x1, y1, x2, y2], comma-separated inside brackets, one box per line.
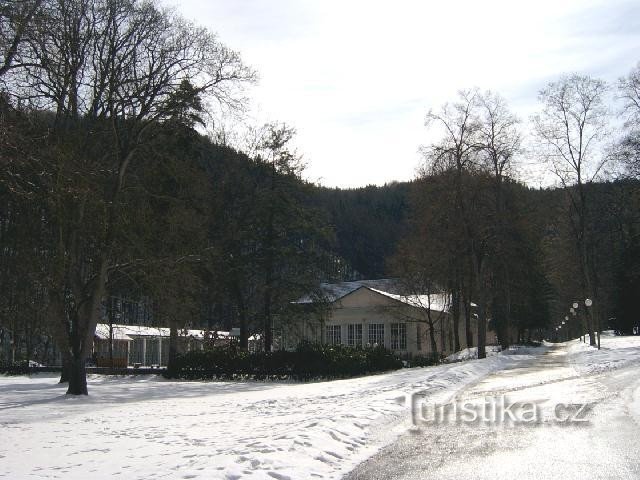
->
[444, 344, 545, 363]
[567, 334, 640, 375]
[0, 348, 542, 480]
[444, 345, 502, 362]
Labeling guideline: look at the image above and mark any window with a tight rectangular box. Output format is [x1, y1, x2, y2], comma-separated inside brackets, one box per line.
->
[145, 338, 159, 366]
[160, 338, 170, 366]
[391, 323, 407, 350]
[130, 338, 144, 365]
[326, 325, 341, 345]
[368, 323, 385, 347]
[416, 324, 422, 351]
[347, 324, 363, 347]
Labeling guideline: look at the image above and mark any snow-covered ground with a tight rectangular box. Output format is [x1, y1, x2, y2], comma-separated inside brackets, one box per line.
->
[346, 334, 640, 480]
[1, 347, 541, 480]
[567, 330, 640, 374]
[1, 335, 639, 480]
[444, 345, 502, 362]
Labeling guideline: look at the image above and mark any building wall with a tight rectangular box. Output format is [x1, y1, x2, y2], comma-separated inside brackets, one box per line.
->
[94, 336, 207, 367]
[282, 287, 495, 356]
[328, 289, 426, 355]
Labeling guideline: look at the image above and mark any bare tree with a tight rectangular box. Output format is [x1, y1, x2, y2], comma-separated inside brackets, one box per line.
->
[617, 62, 640, 178]
[3, 0, 255, 394]
[532, 74, 611, 347]
[618, 62, 640, 124]
[423, 89, 492, 359]
[476, 91, 521, 348]
[0, 0, 43, 78]
[392, 259, 450, 356]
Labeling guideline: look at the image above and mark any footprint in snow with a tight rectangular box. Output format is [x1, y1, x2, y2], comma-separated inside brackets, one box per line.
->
[267, 472, 291, 480]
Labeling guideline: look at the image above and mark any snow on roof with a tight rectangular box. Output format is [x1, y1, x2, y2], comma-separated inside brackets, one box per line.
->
[94, 324, 133, 340]
[369, 289, 450, 312]
[294, 279, 402, 304]
[95, 324, 230, 340]
[294, 279, 450, 312]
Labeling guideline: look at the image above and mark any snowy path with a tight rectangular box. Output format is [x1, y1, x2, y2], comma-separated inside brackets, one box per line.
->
[0, 348, 540, 480]
[345, 335, 640, 480]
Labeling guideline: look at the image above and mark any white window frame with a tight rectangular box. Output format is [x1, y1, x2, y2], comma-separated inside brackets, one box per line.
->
[347, 324, 363, 347]
[326, 325, 341, 345]
[391, 323, 407, 350]
[368, 323, 385, 347]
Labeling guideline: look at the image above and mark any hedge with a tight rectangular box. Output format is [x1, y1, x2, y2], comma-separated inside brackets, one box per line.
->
[404, 352, 441, 368]
[164, 342, 404, 380]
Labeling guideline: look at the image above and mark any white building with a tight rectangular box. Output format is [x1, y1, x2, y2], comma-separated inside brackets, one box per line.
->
[93, 324, 231, 367]
[286, 279, 491, 356]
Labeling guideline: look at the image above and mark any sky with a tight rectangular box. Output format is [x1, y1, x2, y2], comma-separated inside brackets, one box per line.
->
[168, 0, 640, 188]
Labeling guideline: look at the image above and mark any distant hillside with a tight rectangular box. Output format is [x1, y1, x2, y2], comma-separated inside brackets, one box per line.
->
[311, 182, 411, 278]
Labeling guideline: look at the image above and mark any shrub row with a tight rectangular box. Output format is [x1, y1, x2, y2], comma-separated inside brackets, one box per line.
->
[164, 342, 404, 380]
[404, 352, 441, 368]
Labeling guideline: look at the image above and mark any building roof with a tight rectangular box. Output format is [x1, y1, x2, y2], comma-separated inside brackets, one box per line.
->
[294, 279, 400, 304]
[295, 279, 451, 312]
[369, 289, 450, 312]
[94, 324, 230, 340]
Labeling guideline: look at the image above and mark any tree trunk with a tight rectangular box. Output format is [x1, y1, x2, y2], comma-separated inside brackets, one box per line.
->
[473, 255, 487, 359]
[463, 298, 473, 348]
[451, 286, 461, 352]
[239, 311, 248, 350]
[167, 323, 179, 374]
[427, 320, 438, 355]
[66, 354, 88, 395]
[502, 269, 512, 349]
[577, 182, 596, 346]
[476, 303, 487, 359]
[263, 291, 273, 352]
[234, 287, 249, 350]
[108, 319, 114, 371]
[263, 216, 275, 352]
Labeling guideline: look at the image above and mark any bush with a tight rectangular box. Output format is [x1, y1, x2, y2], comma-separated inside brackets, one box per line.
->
[405, 352, 441, 368]
[164, 342, 403, 380]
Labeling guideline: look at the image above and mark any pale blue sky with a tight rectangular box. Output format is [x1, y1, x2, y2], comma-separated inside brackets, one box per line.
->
[170, 0, 640, 187]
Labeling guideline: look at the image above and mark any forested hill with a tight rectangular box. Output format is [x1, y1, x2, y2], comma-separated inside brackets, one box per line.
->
[311, 182, 411, 279]
[317, 175, 640, 337]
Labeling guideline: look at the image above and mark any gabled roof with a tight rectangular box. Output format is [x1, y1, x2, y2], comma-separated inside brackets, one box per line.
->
[294, 279, 401, 304]
[294, 279, 450, 313]
[369, 289, 450, 312]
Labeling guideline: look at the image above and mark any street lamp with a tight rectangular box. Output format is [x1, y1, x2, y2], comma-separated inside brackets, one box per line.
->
[585, 298, 599, 350]
[570, 304, 584, 343]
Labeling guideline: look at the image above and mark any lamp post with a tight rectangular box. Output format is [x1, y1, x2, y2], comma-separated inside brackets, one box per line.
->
[558, 324, 563, 343]
[571, 303, 584, 343]
[585, 298, 598, 350]
[570, 307, 577, 342]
